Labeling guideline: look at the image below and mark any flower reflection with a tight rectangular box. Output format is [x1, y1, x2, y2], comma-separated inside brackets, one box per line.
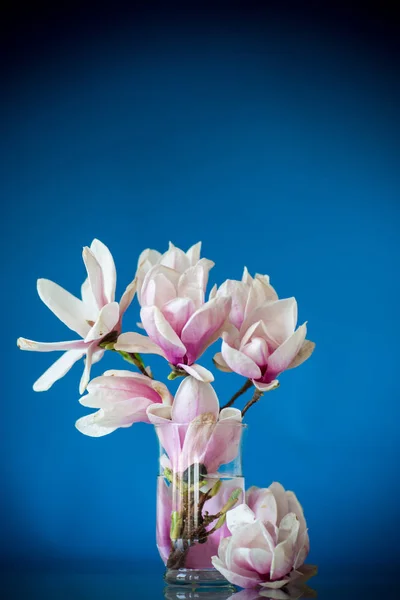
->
[163, 582, 316, 600]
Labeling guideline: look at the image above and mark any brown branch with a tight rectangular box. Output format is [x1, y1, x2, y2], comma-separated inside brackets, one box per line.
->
[221, 378, 253, 410]
[241, 389, 264, 417]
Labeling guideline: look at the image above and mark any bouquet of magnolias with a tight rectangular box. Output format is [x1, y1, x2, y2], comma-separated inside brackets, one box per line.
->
[17, 240, 316, 590]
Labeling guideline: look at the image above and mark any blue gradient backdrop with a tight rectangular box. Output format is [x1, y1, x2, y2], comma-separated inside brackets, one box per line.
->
[1, 3, 399, 584]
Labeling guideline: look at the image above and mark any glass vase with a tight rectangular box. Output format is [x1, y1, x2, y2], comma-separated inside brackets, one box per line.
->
[155, 419, 246, 586]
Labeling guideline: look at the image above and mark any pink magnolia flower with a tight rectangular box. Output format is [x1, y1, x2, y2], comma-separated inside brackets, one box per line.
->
[147, 373, 243, 474]
[212, 483, 315, 590]
[213, 270, 314, 391]
[115, 242, 231, 367]
[75, 369, 172, 437]
[17, 239, 135, 393]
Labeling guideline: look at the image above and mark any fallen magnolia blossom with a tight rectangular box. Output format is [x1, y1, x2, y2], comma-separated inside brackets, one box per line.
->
[17, 239, 135, 393]
[211, 483, 316, 589]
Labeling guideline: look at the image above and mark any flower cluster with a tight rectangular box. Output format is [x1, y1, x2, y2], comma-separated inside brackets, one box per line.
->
[17, 239, 316, 590]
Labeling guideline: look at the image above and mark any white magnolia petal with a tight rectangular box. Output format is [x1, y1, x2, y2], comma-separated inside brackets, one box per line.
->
[253, 379, 280, 392]
[147, 404, 173, 423]
[17, 338, 87, 352]
[162, 297, 195, 336]
[82, 247, 108, 309]
[141, 306, 187, 363]
[208, 283, 217, 300]
[269, 482, 290, 525]
[172, 378, 219, 423]
[241, 298, 298, 346]
[160, 242, 190, 272]
[33, 349, 86, 392]
[115, 332, 166, 357]
[226, 504, 256, 534]
[221, 340, 262, 380]
[267, 324, 307, 377]
[84, 302, 120, 343]
[219, 407, 242, 421]
[81, 278, 98, 320]
[90, 239, 117, 303]
[79, 343, 97, 394]
[186, 241, 202, 265]
[119, 279, 137, 317]
[242, 266, 253, 285]
[75, 409, 118, 437]
[177, 363, 214, 382]
[37, 279, 90, 338]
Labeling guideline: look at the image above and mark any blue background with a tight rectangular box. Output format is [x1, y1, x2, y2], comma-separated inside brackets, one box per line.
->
[1, 2, 399, 593]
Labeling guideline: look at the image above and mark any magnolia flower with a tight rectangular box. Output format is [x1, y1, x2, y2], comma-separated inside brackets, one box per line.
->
[212, 483, 315, 589]
[213, 270, 314, 391]
[147, 373, 243, 474]
[115, 241, 232, 367]
[75, 370, 172, 437]
[17, 239, 135, 393]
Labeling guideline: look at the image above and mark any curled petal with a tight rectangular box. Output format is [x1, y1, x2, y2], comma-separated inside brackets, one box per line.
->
[84, 302, 120, 343]
[213, 351, 233, 373]
[241, 337, 269, 367]
[33, 349, 86, 392]
[177, 363, 215, 382]
[119, 279, 137, 317]
[253, 379, 279, 392]
[79, 342, 97, 394]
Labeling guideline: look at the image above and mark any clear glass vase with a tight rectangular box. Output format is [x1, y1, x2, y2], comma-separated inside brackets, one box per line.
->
[155, 418, 246, 586]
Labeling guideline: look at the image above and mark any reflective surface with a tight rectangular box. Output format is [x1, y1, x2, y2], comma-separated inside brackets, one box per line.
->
[0, 563, 397, 599]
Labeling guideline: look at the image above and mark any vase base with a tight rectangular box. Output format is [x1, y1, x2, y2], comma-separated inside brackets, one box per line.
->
[164, 567, 234, 588]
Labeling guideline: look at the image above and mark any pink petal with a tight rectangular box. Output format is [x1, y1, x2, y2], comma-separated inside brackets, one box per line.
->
[267, 324, 307, 378]
[37, 279, 90, 338]
[17, 338, 88, 352]
[205, 408, 243, 472]
[269, 482, 290, 525]
[90, 239, 117, 303]
[179, 413, 217, 471]
[241, 337, 269, 367]
[235, 547, 273, 575]
[33, 349, 86, 392]
[115, 332, 166, 357]
[82, 247, 108, 309]
[147, 405, 173, 423]
[186, 241, 202, 265]
[172, 378, 219, 423]
[250, 489, 278, 527]
[243, 279, 271, 323]
[178, 258, 214, 309]
[221, 340, 262, 379]
[140, 264, 180, 308]
[217, 280, 249, 330]
[177, 363, 214, 382]
[136, 248, 162, 304]
[241, 298, 298, 346]
[270, 514, 300, 580]
[160, 242, 191, 272]
[162, 297, 195, 336]
[181, 297, 232, 364]
[211, 557, 262, 589]
[140, 305, 186, 364]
